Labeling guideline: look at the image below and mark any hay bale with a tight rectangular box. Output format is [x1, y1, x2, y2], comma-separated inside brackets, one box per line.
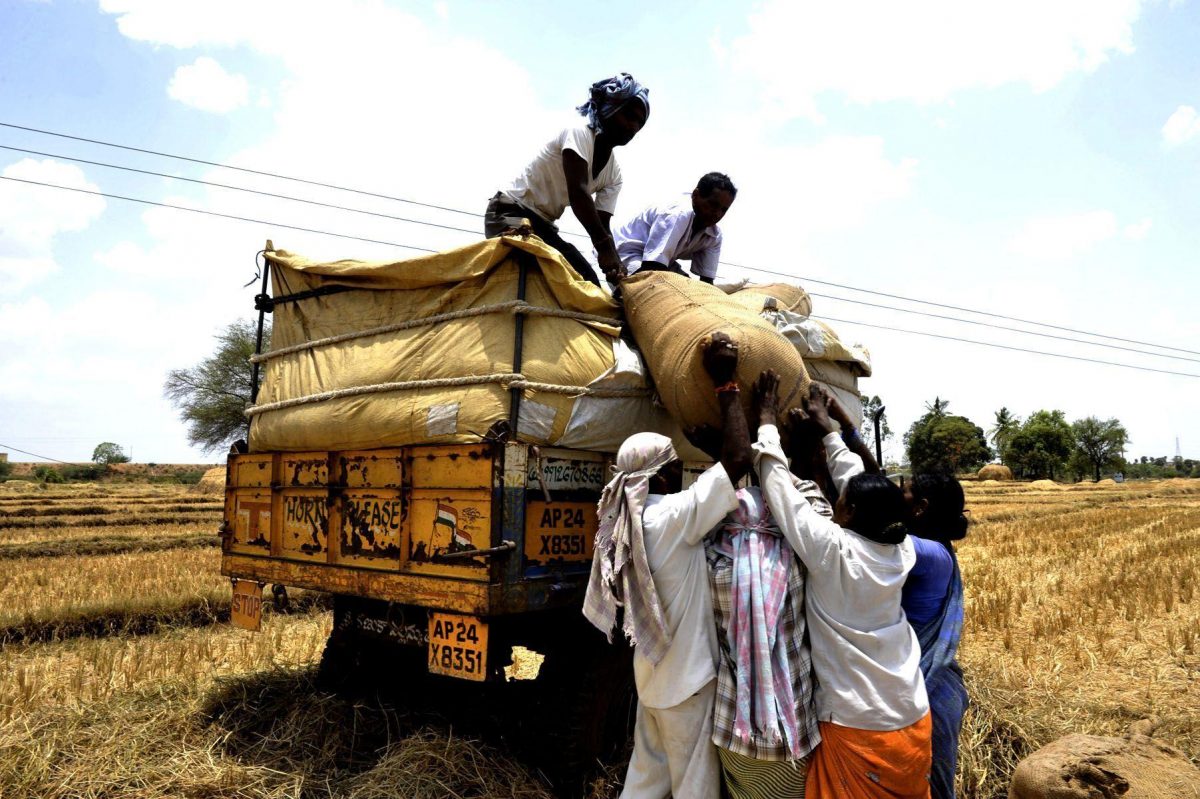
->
[1009, 722, 1200, 799]
[1029, 479, 1064, 490]
[193, 467, 225, 494]
[978, 464, 1014, 481]
[1095, 478, 1118, 487]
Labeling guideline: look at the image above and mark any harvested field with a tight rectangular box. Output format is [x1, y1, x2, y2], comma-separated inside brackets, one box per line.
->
[0, 479, 1197, 798]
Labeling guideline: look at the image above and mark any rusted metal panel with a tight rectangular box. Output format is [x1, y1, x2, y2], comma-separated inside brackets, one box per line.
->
[231, 454, 275, 488]
[280, 452, 329, 487]
[406, 489, 491, 579]
[221, 554, 490, 614]
[409, 444, 494, 489]
[335, 449, 404, 488]
[278, 487, 329, 561]
[229, 489, 272, 553]
[331, 488, 405, 569]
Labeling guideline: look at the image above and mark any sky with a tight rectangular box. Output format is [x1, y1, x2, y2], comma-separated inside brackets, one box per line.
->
[1, 0, 1198, 466]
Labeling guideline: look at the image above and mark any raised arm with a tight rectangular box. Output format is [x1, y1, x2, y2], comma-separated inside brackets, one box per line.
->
[803, 386, 866, 497]
[701, 332, 752, 484]
[818, 385, 882, 475]
[752, 371, 842, 569]
[562, 149, 623, 283]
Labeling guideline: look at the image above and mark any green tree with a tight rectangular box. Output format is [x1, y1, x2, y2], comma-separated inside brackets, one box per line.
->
[860, 395, 892, 456]
[989, 407, 1020, 460]
[1070, 417, 1129, 482]
[92, 442, 130, 465]
[1003, 410, 1073, 479]
[164, 319, 270, 454]
[904, 403, 992, 475]
[0, 459, 11, 481]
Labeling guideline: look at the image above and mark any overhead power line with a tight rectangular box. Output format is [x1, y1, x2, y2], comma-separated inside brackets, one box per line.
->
[0, 121, 480, 219]
[812, 314, 1200, 379]
[0, 176, 436, 254]
[5, 140, 1196, 367]
[0, 443, 73, 463]
[724, 260, 1200, 357]
[5, 172, 1198, 382]
[806, 291, 1200, 364]
[0, 144, 483, 238]
[5, 118, 1195, 359]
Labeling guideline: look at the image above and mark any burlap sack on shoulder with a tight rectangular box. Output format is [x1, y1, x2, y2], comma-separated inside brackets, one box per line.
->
[1009, 723, 1200, 799]
[622, 271, 811, 430]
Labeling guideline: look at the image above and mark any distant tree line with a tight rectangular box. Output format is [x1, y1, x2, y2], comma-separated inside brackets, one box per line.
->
[900, 399, 1195, 481]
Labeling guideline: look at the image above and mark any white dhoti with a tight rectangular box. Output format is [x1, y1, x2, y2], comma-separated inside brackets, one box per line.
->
[620, 679, 719, 799]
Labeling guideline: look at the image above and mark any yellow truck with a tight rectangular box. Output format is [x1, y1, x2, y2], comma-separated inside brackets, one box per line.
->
[220, 237, 649, 789]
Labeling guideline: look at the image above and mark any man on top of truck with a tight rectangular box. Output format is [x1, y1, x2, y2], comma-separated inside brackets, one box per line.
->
[484, 72, 650, 287]
[612, 172, 737, 285]
[584, 332, 753, 799]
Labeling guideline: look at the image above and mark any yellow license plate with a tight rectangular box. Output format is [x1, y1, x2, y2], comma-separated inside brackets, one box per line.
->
[524, 501, 597, 563]
[230, 579, 264, 631]
[427, 612, 488, 681]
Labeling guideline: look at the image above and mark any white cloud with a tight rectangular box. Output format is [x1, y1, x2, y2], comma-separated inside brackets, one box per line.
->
[1122, 217, 1152, 240]
[1162, 105, 1200, 146]
[728, 0, 1144, 120]
[1008, 210, 1118, 260]
[0, 158, 105, 294]
[168, 56, 249, 113]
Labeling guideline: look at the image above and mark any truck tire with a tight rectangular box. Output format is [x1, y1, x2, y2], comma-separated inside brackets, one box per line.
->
[315, 595, 427, 696]
[533, 628, 636, 796]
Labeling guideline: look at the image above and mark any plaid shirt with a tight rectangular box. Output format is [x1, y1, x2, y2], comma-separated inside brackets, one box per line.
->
[706, 478, 828, 761]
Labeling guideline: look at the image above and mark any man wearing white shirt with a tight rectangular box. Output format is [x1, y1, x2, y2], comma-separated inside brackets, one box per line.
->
[486, 73, 649, 286]
[584, 332, 752, 799]
[613, 172, 737, 284]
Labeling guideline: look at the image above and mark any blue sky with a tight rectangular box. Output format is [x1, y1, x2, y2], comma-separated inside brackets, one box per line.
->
[1, 0, 1198, 465]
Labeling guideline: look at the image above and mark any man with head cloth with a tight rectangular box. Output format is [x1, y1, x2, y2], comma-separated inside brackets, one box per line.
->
[585, 332, 754, 799]
[485, 73, 649, 287]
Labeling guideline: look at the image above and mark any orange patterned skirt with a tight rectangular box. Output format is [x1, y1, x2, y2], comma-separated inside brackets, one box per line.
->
[806, 713, 932, 798]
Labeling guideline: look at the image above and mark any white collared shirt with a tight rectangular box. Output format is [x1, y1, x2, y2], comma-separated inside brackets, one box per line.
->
[753, 424, 929, 731]
[633, 462, 739, 709]
[614, 196, 723, 279]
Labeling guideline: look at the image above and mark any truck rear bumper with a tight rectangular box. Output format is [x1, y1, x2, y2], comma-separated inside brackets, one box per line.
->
[222, 554, 584, 616]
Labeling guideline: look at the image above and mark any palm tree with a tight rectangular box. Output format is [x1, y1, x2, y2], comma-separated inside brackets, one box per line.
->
[990, 407, 1020, 458]
[924, 397, 950, 418]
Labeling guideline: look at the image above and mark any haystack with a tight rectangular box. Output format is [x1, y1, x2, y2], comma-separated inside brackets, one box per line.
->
[978, 464, 1013, 481]
[1009, 720, 1200, 799]
[1029, 479, 1064, 490]
[194, 467, 225, 494]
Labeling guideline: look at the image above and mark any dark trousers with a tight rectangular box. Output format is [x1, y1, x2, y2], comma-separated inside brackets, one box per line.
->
[484, 193, 602, 286]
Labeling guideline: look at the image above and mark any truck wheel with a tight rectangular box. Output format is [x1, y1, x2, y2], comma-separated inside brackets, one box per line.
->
[535, 632, 636, 797]
[315, 595, 427, 696]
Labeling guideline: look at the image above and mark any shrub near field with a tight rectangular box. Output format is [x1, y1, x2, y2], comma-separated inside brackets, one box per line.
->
[0, 480, 1198, 799]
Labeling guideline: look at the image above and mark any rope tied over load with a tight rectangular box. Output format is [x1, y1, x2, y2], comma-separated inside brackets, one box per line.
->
[248, 301, 622, 364]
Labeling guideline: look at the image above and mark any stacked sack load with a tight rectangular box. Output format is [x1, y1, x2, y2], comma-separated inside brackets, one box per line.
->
[622, 271, 870, 430]
[247, 236, 670, 453]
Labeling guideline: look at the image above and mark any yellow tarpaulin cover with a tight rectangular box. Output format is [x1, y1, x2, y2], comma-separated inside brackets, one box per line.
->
[248, 236, 632, 452]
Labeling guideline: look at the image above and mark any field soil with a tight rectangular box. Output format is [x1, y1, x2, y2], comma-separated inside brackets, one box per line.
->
[1, 477, 1197, 798]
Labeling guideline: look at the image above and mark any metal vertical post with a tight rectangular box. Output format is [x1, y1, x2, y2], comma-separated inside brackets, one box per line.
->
[250, 242, 273, 406]
[873, 405, 885, 469]
[508, 254, 529, 428]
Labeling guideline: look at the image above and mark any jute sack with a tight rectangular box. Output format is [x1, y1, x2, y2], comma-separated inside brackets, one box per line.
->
[1009, 722, 1200, 799]
[622, 271, 811, 430]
